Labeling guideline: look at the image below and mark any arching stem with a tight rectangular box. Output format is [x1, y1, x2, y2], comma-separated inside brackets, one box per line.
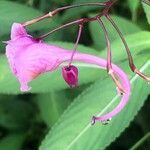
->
[37, 1, 116, 40]
[22, 2, 111, 27]
[97, 17, 125, 94]
[105, 14, 150, 82]
[37, 18, 85, 40]
[97, 17, 112, 72]
[68, 24, 83, 66]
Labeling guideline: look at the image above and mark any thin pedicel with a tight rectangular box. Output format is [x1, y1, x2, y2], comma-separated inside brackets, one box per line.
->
[61, 24, 83, 88]
[97, 17, 125, 94]
[68, 24, 83, 66]
[105, 14, 150, 82]
[22, 1, 114, 27]
[36, 1, 115, 40]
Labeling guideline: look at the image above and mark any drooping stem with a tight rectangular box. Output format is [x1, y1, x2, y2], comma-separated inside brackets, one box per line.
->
[37, 1, 115, 40]
[130, 132, 150, 150]
[68, 24, 83, 66]
[105, 14, 150, 82]
[37, 18, 85, 40]
[97, 17, 125, 94]
[97, 17, 112, 72]
[22, 1, 112, 27]
[106, 15, 134, 70]
[51, 2, 107, 15]
[22, 13, 51, 27]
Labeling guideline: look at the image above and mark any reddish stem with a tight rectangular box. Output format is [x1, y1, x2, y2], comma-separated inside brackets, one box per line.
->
[22, 2, 111, 27]
[97, 17, 125, 94]
[37, 19, 84, 40]
[105, 14, 150, 81]
[97, 17, 112, 72]
[37, 17, 99, 40]
[37, 1, 117, 40]
[68, 24, 83, 66]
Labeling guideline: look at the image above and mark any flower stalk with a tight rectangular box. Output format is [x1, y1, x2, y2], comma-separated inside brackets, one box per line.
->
[22, 1, 114, 27]
[68, 24, 83, 66]
[105, 14, 150, 82]
[37, 1, 116, 40]
[97, 17, 125, 94]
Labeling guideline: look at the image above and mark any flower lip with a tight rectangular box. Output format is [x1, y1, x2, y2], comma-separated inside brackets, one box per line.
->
[11, 23, 28, 39]
[5, 23, 64, 92]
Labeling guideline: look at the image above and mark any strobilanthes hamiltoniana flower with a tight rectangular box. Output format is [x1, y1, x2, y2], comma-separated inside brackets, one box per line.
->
[5, 23, 130, 124]
[5, 0, 150, 124]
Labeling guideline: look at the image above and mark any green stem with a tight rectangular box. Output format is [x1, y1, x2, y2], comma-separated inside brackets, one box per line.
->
[130, 132, 150, 150]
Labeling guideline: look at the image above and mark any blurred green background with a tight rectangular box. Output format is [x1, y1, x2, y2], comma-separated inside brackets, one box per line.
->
[0, 0, 150, 150]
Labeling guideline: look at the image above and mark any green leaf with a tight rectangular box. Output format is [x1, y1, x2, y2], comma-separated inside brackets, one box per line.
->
[142, 1, 150, 24]
[36, 85, 89, 126]
[0, 96, 34, 130]
[39, 58, 150, 150]
[0, 0, 53, 35]
[36, 91, 71, 126]
[100, 31, 150, 62]
[89, 15, 141, 49]
[127, 0, 140, 21]
[0, 133, 25, 150]
[0, 31, 150, 94]
[39, 0, 54, 12]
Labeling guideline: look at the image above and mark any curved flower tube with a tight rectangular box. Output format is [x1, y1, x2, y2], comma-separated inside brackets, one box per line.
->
[5, 23, 130, 123]
[69, 53, 131, 123]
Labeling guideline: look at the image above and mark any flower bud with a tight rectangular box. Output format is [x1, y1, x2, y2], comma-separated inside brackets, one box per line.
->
[62, 65, 78, 88]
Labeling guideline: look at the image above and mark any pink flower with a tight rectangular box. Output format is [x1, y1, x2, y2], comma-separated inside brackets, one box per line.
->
[5, 23, 131, 123]
[5, 23, 66, 91]
[62, 65, 78, 88]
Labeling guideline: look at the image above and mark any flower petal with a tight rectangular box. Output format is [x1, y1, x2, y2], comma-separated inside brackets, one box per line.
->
[62, 65, 78, 88]
[11, 23, 28, 39]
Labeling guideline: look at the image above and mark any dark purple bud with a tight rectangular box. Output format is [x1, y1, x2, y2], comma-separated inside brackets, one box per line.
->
[62, 65, 78, 88]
